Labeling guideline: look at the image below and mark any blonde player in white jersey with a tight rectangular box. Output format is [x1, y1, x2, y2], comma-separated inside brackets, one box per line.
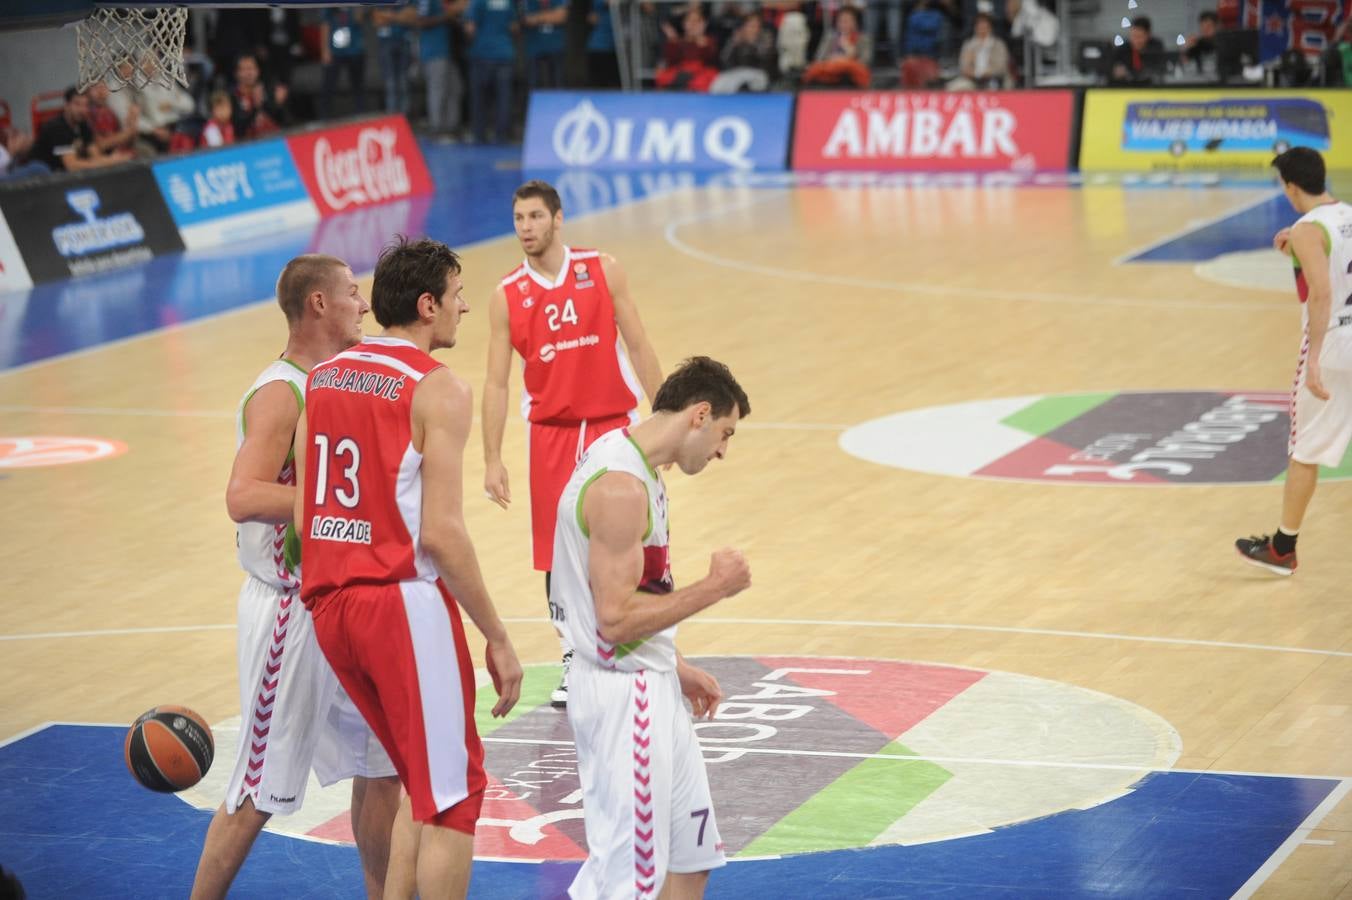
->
[191, 256, 401, 900]
[1237, 147, 1352, 574]
[552, 357, 752, 899]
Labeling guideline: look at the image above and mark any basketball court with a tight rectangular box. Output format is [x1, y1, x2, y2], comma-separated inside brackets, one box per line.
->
[1, 3, 1351, 890]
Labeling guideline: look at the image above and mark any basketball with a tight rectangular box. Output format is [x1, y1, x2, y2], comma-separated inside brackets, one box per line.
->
[124, 705, 214, 793]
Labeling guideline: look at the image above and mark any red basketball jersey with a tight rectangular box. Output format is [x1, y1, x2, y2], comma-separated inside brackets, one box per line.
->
[300, 336, 443, 607]
[501, 247, 642, 424]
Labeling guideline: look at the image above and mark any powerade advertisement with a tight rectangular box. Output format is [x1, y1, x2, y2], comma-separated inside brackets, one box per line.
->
[152, 138, 318, 249]
[0, 167, 183, 283]
[1081, 90, 1352, 171]
[523, 91, 794, 171]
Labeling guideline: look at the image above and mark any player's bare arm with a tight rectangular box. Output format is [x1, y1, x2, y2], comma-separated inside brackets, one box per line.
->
[415, 367, 523, 716]
[675, 649, 722, 720]
[604, 254, 664, 404]
[1273, 227, 1293, 256]
[587, 472, 750, 646]
[292, 404, 309, 538]
[482, 284, 514, 509]
[227, 380, 302, 524]
[1292, 222, 1334, 400]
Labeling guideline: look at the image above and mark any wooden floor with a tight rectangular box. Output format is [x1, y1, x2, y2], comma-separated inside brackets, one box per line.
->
[2, 182, 1350, 897]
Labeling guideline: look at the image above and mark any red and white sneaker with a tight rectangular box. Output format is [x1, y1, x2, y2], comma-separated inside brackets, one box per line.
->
[1235, 535, 1297, 576]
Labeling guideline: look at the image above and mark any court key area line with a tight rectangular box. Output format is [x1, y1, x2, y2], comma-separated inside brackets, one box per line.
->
[4, 617, 1349, 658]
[663, 195, 1288, 312]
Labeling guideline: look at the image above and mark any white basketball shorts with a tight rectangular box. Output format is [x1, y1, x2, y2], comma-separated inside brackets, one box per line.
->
[567, 661, 726, 899]
[1290, 328, 1352, 468]
[224, 575, 394, 816]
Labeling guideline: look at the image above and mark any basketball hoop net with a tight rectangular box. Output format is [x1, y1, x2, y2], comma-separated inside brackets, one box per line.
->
[75, 6, 190, 92]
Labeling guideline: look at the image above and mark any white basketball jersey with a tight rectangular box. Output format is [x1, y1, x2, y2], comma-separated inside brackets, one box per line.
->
[552, 429, 676, 672]
[1294, 201, 1352, 332]
[235, 358, 307, 589]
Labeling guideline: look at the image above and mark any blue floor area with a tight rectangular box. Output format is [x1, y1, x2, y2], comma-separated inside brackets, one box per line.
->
[2, 725, 1339, 898]
[0, 144, 715, 372]
[1126, 193, 1296, 263]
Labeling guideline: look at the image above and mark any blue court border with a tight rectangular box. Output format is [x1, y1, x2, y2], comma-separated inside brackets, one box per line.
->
[1, 724, 1341, 898]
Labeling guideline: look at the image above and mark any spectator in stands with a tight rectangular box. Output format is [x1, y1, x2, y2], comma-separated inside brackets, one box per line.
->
[1326, 16, 1351, 85]
[0, 128, 48, 180]
[319, 7, 369, 119]
[465, 0, 516, 142]
[374, 2, 416, 114]
[131, 56, 198, 153]
[803, 5, 872, 88]
[85, 81, 139, 155]
[231, 53, 291, 139]
[416, 0, 466, 139]
[1007, 0, 1058, 51]
[29, 87, 132, 172]
[588, 0, 622, 87]
[950, 11, 1009, 89]
[1111, 16, 1164, 84]
[1183, 11, 1220, 72]
[658, 5, 722, 91]
[712, 11, 778, 92]
[202, 91, 237, 147]
[522, 0, 567, 90]
[900, 0, 947, 87]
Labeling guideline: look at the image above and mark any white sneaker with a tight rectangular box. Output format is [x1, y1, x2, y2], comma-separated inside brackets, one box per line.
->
[551, 650, 573, 708]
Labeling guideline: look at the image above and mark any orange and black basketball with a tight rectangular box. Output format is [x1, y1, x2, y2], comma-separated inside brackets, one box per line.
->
[124, 705, 214, 793]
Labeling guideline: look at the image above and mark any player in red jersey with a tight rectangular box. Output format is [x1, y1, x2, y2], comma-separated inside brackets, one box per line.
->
[482, 179, 665, 708]
[297, 237, 523, 899]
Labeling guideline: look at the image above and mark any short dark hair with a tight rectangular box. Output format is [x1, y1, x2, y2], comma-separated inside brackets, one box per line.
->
[64, 85, 80, 104]
[275, 254, 347, 325]
[1132, 16, 1152, 32]
[1273, 147, 1326, 195]
[1199, 11, 1219, 25]
[371, 236, 461, 328]
[653, 357, 750, 420]
[513, 180, 562, 216]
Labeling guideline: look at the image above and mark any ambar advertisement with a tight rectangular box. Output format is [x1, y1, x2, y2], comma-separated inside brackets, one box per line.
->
[1081, 90, 1351, 171]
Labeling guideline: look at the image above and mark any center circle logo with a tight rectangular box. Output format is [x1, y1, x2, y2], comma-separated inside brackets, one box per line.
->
[840, 391, 1352, 485]
[180, 655, 1179, 858]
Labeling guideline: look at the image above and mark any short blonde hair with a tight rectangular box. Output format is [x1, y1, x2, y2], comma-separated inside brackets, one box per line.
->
[275, 255, 346, 325]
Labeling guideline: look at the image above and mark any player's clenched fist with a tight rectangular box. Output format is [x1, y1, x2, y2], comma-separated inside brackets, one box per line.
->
[709, 548, 751, 598]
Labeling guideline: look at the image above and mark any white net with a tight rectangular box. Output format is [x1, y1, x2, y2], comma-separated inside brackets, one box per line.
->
[75, 7, 190, 92]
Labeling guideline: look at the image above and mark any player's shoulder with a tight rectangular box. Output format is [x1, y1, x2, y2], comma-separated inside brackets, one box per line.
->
[498, 260, 530, 288]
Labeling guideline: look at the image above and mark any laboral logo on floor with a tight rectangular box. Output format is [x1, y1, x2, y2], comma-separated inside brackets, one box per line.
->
[840, 391, 1352, 484]
[180, 656, 1178, 858]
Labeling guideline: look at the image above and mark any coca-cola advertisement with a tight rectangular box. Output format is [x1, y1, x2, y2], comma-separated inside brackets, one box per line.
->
[792, 91, 1075, 173]
[288, 115, 434, 217]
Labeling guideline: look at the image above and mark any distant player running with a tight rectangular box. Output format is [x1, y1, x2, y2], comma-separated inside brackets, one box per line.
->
[552, 357, 751, 899]
[1237, 147, 1352, 573]
[483, 179, 664, 707]
[192, 255, 400, 900]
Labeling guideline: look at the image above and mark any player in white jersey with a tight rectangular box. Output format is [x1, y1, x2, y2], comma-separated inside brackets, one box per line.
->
[552, 357, 752, 899]
[1237, 147, 1352, 574]
[191, 256, 400, 900]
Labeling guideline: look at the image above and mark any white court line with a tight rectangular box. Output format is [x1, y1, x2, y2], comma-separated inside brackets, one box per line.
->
[481, 735, 1349, 781]
[0, 720, 127, 748]
[1302, 839, 1336, 846]
[4, 616, 1349, 659]
[1233, 778, 1352, 899]
[0, 624, 236, 641]
[0, 403, 844, 431]
[1111, 189, 1282, 266]
[663, 194, 1288, 312]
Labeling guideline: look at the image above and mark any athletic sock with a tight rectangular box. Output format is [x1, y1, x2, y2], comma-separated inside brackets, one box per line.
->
[1273, 527, 1298, 556]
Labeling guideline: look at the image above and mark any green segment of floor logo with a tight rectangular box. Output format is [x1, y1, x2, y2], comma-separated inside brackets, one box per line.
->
[738, 741, 952, 857]
[475, 665, 560, 736]
[1001, 393, 1115, 437]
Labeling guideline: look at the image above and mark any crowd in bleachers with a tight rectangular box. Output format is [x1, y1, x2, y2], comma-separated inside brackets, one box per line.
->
[3, 0, 1352, 181]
